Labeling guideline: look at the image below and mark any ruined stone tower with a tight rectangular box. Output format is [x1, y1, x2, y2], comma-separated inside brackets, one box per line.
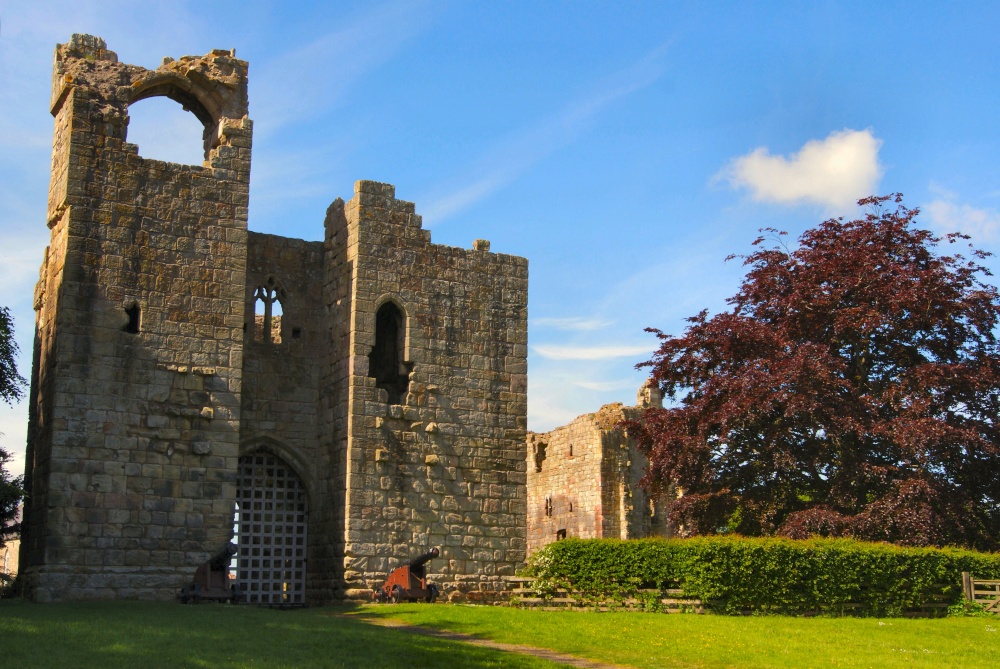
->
[525, 384, 673, 555]
[20, 35, 528, 603]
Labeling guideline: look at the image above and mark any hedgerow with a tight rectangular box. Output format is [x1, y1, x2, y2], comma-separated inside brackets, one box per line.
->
[523, 536, 1000, 616]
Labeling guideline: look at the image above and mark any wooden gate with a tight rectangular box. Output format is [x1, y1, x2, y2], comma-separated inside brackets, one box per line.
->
[962, 572, 1000, 614]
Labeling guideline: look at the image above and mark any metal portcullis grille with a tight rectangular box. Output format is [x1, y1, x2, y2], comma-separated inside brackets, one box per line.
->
[236, 453, 308, 604]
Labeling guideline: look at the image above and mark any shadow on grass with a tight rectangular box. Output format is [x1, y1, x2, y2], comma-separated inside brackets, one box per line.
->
[0, 600, 557, 668]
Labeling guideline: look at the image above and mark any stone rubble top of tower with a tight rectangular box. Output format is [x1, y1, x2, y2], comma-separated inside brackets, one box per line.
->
[52, 33, 249, 135]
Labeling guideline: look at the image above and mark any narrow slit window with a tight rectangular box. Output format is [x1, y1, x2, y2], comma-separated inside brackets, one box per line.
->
[123, 303, 141, 334]
[534, 442, 547, 473]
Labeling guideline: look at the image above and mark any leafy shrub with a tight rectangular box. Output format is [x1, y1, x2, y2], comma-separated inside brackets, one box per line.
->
[524, 536, 1000, 616]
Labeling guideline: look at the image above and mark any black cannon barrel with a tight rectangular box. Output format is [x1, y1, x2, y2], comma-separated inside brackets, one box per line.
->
[408, 547, 439, 569]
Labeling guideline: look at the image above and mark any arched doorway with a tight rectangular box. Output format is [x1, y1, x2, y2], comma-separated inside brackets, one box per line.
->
[235, 452, 308, 604]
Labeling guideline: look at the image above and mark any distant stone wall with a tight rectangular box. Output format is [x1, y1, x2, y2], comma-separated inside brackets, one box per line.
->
[526, 389, 673, 556]
[526, 414, 606, 554]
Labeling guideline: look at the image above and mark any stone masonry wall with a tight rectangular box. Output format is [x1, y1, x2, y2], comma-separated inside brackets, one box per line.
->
[20, 35, 251, 601]
[526, 391, 674, 557]
[21, 36, 532, 604]
[340, 181, 528, 601]
[241, 232, 339, 601]
[526, 414, 605, 554]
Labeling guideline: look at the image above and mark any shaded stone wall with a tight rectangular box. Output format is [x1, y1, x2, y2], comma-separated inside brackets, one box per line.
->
[240, 232, 333, 599]
[20, 35, 251, 601]
[341, 181, 528, 601]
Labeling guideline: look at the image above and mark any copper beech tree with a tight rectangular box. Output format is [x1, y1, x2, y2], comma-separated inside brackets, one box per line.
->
[629, 195, 1000, 550]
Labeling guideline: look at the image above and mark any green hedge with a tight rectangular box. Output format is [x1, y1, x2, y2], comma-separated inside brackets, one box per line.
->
[524, 536, 1000, 616]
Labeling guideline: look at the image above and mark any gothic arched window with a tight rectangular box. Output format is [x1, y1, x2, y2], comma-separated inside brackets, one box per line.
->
[253, 276, 285, 344]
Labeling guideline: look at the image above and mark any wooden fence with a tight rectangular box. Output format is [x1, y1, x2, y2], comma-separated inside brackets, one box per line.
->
[962, 572, 1000, 614]
[503, 576, 704, 613]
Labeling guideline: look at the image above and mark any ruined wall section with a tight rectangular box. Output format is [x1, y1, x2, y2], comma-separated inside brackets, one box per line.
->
[341, 181, 527, 601]
[241, 233, 323, 449]
[526, 396, 674, 556]
[525, 415, 605, 554]
[317, 199, 352, 601]
[20, 35, 251, 601]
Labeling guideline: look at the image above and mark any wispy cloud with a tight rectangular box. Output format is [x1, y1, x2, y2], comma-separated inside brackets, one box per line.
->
[531, 316, 613, 331]
[421, 41, 672, 224]
[718, 129, 883, 211]
[533, 344, 651, 361]
[923, 197, 1000, 244]
[252, 0, 433, 134]
[574, 379, 637, 392]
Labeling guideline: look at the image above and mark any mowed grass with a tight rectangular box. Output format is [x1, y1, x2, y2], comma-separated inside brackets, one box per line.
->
[0, 599, 558, 669]
[3, 599, 999, 668]
[353, 604, 1000, 669]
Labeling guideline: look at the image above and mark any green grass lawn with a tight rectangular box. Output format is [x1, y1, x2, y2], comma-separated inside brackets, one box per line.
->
[352, 604, 1000, 669]
[0, 599, 558, 669]
[2, 599, 998, 668]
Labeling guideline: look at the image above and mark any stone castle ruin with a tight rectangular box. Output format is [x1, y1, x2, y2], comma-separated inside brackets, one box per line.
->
[526, 383, 673, 554]
[20, 35, 671, 603]
[20, 35, 528, 603]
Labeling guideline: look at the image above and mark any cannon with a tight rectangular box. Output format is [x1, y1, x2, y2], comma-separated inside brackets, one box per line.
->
[373, 547, 440, 603]
[179, 543, 237, 604]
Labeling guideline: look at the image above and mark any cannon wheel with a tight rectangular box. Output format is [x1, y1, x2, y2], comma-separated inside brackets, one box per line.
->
[426, 584, 439, 604]
[391, 585, 403, 604]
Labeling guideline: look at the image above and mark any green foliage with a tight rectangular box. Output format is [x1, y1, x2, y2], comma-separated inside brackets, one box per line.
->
[525, 537, 1000, 616]
[0, 305, 25, 547]
[0, 446, 23, 547]
[0, 306, 26, 406]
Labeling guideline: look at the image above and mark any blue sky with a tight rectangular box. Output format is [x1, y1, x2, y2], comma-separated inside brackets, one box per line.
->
[3, 1, 1000, 475]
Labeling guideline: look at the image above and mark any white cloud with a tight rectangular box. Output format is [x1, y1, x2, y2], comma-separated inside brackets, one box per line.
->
[923, 198, 1000, 243]
[531, 316, 613, 331]
[421, 41, 671, 224]
[719, 129, 883, 210]
[574, 379, 637, 392]
[532, 344, 652, 361]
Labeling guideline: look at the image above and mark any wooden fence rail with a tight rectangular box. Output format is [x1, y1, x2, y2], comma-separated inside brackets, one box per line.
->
[502, 576, 704, 613]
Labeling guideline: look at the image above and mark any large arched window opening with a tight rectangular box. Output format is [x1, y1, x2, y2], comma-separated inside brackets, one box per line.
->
[126, 95, 207, 165]
[235, 452, 308, 605]
[369, 301, 410, 404]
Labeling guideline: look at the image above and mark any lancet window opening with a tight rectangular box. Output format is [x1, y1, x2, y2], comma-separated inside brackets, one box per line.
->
[369, 300, 411, 404]
[253, 276, 286, 344]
